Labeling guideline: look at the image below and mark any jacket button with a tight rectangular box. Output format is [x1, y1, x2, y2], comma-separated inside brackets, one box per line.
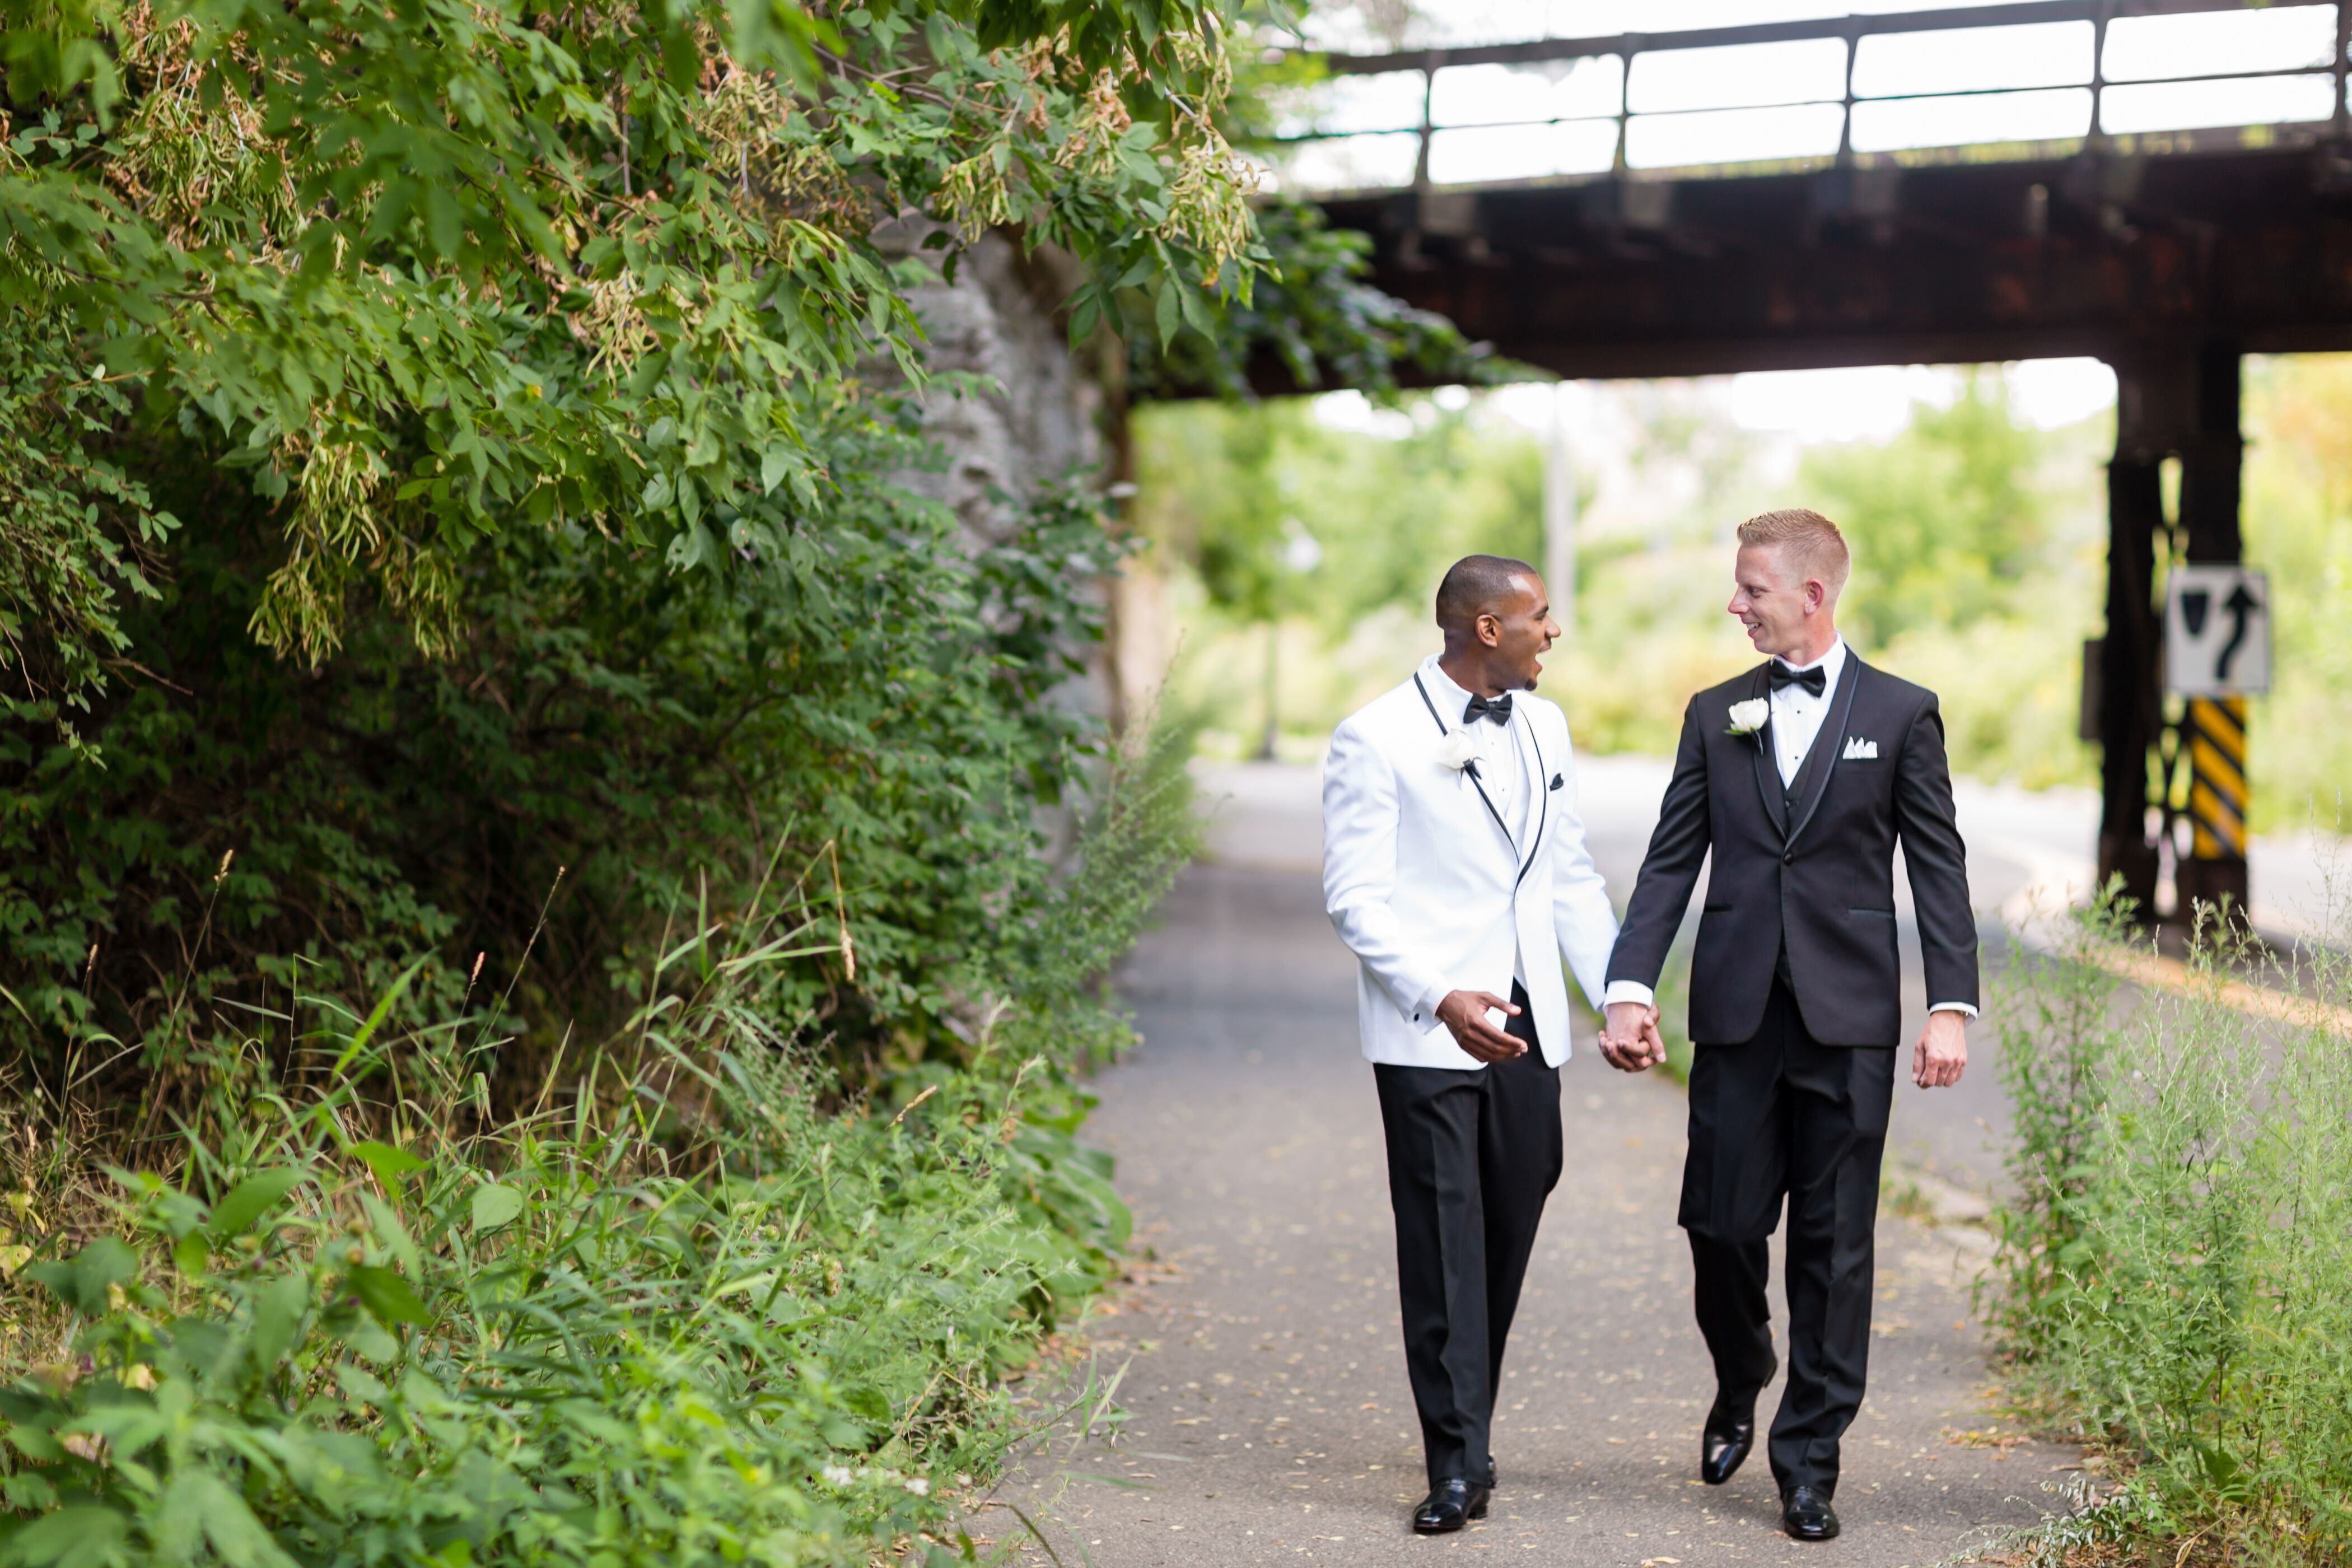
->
[1784, 851, 1795, 865]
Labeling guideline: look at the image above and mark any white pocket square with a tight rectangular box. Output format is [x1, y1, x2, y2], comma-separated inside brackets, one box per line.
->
[1842, 736, 1879, 760]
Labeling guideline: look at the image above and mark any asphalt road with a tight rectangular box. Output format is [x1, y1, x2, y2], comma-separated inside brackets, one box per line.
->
[987, 761, 2094, 1567]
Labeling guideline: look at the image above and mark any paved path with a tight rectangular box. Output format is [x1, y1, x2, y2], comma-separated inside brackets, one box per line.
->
[991, 763, 2094, 1567]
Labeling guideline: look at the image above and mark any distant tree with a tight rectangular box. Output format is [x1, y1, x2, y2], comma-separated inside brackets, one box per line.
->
[1138, 395, 1553, 747]
[1799, 371, 2050, 646]
[1140, 404, 1305, 754]
[2242, 355, 2352, 831]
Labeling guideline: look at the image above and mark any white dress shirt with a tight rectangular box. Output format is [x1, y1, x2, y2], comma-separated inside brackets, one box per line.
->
[1768, 637, 1846, 787]
[1602, 637, 1975, 1021]
[1419, 660, 1532, 985]
[1418, 660, 1530, 842]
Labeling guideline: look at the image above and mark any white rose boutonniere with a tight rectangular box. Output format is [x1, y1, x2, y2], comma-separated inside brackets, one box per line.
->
[1434, 729, 1482, 770]
[1725, 698, 1770, 738]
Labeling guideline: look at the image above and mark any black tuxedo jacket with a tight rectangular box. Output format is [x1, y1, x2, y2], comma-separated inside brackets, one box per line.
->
[1606, 652, 1978, 1047]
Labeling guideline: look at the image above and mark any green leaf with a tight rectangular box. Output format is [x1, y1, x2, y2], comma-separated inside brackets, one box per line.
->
[1065, 283, 1102, 349]
[24, 1238, 137, 1317]
[208, 1170, 305, 1241]
[189, 1471, 297, 1568]
[1154, 278, 1180, 350]
[758, 445, 792, 495]
[0, 1503, 132, 1568]
[348, 1142, 426, 1189]
[469, 1183, 525, 1233]
[1176, 276, 1216, 337]
[334, 1364, 390, 1407]
[348, 1264, 431, 1329]
[327, 958, 428, 1079]
[249, 1271, 309, 1369]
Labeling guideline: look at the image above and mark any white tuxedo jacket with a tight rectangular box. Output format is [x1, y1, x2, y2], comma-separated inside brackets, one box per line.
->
[1322, 666, 1618, 1070]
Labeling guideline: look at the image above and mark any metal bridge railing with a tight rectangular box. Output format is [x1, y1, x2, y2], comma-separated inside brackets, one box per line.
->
[1281, 0, 2352, 190]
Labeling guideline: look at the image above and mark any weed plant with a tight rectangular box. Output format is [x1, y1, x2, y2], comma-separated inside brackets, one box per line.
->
[0, 723, 1200, 1568]
[1988, 888, 2352, 1564]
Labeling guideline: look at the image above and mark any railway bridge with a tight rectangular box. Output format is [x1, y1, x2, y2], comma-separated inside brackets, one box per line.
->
[1282, 0, 2352, 922]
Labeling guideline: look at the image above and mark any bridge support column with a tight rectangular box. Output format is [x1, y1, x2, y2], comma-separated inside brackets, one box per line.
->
[2097, 435, 2163, 918]
[2097, 344, 2248, 927]
[2174, 346, 2250, 925]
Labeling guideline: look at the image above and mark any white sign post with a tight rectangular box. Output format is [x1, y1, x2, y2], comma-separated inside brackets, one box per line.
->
[2164, 566, 2271, 696]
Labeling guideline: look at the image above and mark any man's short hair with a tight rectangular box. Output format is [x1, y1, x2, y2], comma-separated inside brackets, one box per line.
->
[1737, 508, 1851, 599]
[1435, 554, 1539, 632]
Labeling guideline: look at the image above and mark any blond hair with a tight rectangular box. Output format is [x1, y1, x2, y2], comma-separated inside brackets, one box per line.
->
[1737, 508, 1851, 599]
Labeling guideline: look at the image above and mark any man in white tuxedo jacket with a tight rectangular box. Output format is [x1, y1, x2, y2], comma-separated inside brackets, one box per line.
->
[1321, 555, 1631, 1534]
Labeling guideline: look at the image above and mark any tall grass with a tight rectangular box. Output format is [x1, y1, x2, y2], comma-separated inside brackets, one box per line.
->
[1989, 890, 2352, 1564]
[0, 723, 1201, 1568]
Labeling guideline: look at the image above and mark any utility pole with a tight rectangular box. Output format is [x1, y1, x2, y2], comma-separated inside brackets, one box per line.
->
[1257, 620, 1280, 762]
[1544, 382, 1579, 636]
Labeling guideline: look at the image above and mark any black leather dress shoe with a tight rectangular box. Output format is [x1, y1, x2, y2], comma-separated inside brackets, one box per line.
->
[1411, 1477, 1493, 1534]
[1780, 1486, 1840, 1541]
[1700, 1408, 1754, 1486]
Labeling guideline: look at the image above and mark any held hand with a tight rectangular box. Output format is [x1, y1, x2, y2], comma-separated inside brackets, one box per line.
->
[1600, 1001, 1665, 1072]
[1636, 1008, 1667, 1067]
[1436, 990, 1526, 1063]
[1912, 1009, 1968, 1089]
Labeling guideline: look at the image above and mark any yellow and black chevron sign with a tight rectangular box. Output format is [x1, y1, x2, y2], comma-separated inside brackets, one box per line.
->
[2184, 696, 2248, 861]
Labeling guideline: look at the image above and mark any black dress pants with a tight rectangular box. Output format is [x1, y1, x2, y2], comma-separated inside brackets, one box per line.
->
[1373, 982, 1561, 1487]
[1680, 977, 1895, 1499]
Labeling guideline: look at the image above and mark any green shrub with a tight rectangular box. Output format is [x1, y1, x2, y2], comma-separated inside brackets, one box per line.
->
[1, 447, 1131, 1113]
[1989, 890, 2352, 1562]
[0, 718, 1198, 1568]
[0, 0, 1415, 1126]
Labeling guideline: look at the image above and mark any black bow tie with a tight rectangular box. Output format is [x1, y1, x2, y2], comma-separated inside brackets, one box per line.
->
[1463, 693, 1513, 726]
[1769, 662, 1827, 697]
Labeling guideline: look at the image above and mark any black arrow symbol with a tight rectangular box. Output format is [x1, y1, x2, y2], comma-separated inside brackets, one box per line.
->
[2215, 582, 2260, 682]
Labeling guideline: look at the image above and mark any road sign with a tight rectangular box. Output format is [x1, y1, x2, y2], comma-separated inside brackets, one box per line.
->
[2164, 566, 2270, 696]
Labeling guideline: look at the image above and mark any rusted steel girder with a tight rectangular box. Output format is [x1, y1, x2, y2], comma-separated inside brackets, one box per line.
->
[1306, 143, 2352, 384]
[1315, 0, 2297, 80]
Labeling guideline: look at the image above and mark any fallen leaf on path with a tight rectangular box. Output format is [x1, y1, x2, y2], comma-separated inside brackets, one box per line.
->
[1942, 1425, 2028, 1455]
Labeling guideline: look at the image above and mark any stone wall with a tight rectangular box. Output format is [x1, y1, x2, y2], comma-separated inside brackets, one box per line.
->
[890, 228, 1103, 547]
[887, 224, 1170, 732]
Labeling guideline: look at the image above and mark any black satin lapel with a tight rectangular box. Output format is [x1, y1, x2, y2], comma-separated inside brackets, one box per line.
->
[1513, 717, 1547, 889]
[1746, 664, 1785, 839]
[1785, 655, 1864, 849]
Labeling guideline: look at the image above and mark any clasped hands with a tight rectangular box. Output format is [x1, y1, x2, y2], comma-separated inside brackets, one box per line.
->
[1599, 1000, 1666, 1072]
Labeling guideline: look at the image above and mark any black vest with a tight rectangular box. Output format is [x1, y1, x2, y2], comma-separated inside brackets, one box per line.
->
[1772, 721, 1831, 988]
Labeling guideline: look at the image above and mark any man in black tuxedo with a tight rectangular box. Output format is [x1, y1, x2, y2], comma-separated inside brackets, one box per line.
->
[1597, 508, 1977, 1543]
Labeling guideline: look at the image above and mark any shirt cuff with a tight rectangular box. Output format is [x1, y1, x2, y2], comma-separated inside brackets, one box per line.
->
[1602, 980, 1655, 1010]
[1928, 1001, 1978, 1019]
[1411, 980, 1453, 1026]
